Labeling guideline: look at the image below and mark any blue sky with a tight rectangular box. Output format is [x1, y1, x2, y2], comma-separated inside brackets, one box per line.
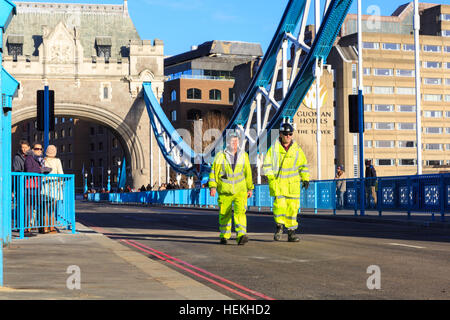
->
[15, 0, 450, 56]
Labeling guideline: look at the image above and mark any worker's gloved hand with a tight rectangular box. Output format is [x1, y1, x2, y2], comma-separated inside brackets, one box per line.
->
[302, 181, 309, 190]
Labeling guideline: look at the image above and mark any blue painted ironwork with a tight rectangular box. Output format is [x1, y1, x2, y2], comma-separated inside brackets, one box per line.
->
[0, 0, 18, 287]
[10, 172, 76, 239]
[142, 0, 354, 180]
[88, 174, 449, 220]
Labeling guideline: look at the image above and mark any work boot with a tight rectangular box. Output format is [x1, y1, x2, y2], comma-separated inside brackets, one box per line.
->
[220, 238, 228, 245]
[273, 224, 283, 241]
[287, 230, 300, 242]
[237, 235, 249, 245]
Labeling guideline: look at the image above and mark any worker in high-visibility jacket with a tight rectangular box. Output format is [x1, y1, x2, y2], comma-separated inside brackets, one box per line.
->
[209, 131, 254, 245]
[263, 123, 310, 242]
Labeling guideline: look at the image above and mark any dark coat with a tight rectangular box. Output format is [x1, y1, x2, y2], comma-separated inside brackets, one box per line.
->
[24, 150, 43, 174]
[365, 165, 377, 186]
[12, 152, 26, 172]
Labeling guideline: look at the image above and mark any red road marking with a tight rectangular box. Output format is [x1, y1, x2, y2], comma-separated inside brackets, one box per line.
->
[121, 239, 256, 300]
[125, 239, 275, 301]
[79, 219, 274, 300]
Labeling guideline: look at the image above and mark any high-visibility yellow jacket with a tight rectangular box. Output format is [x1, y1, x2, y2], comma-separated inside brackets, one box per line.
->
[263, 140, 309, 198]
[208, 150, 254, 195]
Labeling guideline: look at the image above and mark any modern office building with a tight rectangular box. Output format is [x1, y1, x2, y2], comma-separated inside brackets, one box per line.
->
[329, 1, 450, 177]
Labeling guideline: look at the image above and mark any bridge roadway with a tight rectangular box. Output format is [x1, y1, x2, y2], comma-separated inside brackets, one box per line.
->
[75, 201, 449, 300]
[1, 201, 449, 300]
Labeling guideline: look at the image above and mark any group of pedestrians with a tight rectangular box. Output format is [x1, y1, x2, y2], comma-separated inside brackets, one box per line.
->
[13, 140, 64, 237]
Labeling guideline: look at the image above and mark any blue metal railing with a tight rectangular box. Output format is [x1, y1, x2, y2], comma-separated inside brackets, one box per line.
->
[2, 172, 77, 242]
[88, 173, 449, 220]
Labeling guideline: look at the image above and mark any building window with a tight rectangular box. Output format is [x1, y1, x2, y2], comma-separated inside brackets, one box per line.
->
[363, 68, 371, 75]
[363, 42, 379, 49]
[425, 127, 443, 134]
[423, 61, 441, 69]
[229, 88, 235, 103]
[441, 30, 450, 37]
[444, 46, 450, 53]
[68, 144, 72, 153]
[209, 89, 221, 101]
[423, 78, 441, 85]
[398, 123, 415, 130]
[364, 122, 372, 130]
[402, 44, 414, 51]
[425, 143, 442, 150]
[90, 143, 95, 151]
[112, 138, 118, 149]
[398, 141, 416, 148]
[68, 127, 72, 137]
[363, 86, 371, 94]
[364, 104, 372, 112]
[423, 94, 442, 102]
[446, 79, 450, 86]
[187, 88, 201, 100]
[445, 95, 450, 102]
[374, 122, 394, 130]
[170, 90, 177, 101]
[375, 140, 395, 148]
[98, 142, 103, 151]
[446, 112, 450, 118]
[440, 14, 450, 21]
[374, 104, 394, 112]
[373, 68, 393, 76]
[426, 160, 443, 166]
[423, 45, 441, 52]
[364, 141, 372, 148]
[90, 127, 95, 135]
[186, 109, 202, 121]
[171, 110, 176, 121]
[372, 86, 394, 94]
[397, 105, 415, 112]
[103, 87, 109, 99]
[396, 69, 414, 77]
[376, 159, 395, 166]
[396, 87, 415, 95]
[382, 43, 400, 50]
[7, 43, 23, 61]
[424, 111, 442, 118]
[399, 159, 416, 166]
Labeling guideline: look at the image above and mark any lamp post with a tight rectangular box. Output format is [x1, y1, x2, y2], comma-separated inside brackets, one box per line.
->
[117, 160, 121, 191]
[84, 173, 88, 193]
[107, 169, 111, 192]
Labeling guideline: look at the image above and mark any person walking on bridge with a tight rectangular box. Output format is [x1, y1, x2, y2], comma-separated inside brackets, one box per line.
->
[263, 123, 310, 242]
[209, 130, 254, 245]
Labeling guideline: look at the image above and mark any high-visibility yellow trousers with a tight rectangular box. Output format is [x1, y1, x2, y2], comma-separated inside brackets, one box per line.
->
[218, 191, 248, 241]
[273, 196, 300, 230]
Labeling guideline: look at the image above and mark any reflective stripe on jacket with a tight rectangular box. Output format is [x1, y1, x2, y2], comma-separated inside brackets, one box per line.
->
[208, 150, 254, 195]
[263, 140, 309, 198]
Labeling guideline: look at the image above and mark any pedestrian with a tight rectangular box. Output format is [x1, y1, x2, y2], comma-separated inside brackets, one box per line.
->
[12, 139, 30, 172]
[365, 160, 377, 208]
[335, 165, 346, 209]
[23, 143, 45, 237]
[263, 123, 310, 242]
[42, 144, 63, 234]
[146, 183, 152, 191]
[209, 130, 254, 245]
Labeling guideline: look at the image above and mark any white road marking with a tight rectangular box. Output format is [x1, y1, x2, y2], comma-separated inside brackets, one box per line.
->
[388, 243, 425, 249]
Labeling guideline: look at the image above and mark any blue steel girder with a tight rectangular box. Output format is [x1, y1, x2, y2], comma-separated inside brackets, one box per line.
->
[143, 0, 354, 179]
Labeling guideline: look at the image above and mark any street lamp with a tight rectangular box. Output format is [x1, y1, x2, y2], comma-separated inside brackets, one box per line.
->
[84, 173, 88, 193]
[107, 169, 111, 192]
[117, 160, 122, 191]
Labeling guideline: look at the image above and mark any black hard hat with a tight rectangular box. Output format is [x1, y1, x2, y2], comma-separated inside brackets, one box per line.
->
[280, 122, 294, 134]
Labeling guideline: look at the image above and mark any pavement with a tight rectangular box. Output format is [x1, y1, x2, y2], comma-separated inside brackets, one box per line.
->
[0, 201, 448, 300]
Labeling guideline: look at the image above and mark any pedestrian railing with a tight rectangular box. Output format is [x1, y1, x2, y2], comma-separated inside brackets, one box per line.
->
[88, 173, 450, 220]
[4, 172, 77, 241]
